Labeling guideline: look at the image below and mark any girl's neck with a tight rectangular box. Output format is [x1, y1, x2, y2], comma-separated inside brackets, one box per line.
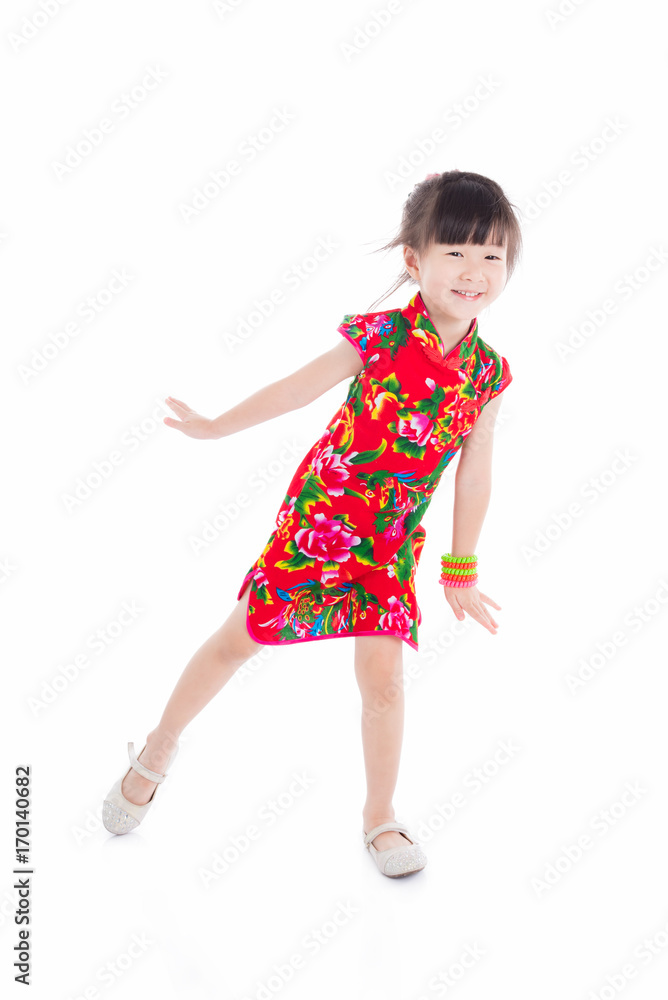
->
[418, 291, 476, 349]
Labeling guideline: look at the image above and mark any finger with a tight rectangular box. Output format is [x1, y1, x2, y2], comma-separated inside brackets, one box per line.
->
[478, 591, 502, 611]
[477, 606, 499, 629]
[467, 599, 498, 629]
[444, 585, 501, 633]
[469, 607, 499, 633]
[165, 397, 191, 412]
[458, 600, 499, 634]
[163, 417, 183, 430]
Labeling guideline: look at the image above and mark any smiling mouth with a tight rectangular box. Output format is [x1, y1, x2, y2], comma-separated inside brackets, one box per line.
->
[452, 289, 483, 298]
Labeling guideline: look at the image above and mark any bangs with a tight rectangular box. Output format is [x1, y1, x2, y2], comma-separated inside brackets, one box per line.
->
[427, 181, 511, 250]
[366, 169, 523, 312]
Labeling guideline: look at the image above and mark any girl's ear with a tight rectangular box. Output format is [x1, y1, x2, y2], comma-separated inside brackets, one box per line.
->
[403, 245, 419, 280]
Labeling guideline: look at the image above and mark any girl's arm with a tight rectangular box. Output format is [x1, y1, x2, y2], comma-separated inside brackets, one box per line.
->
[451, 394, 501, 552]
[163, 339, 363, 439]
[445, 393, 504, 632]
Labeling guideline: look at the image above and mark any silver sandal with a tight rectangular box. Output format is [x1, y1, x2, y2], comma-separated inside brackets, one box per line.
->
[363, 821, 428, 877]
[102, 740, 179, 835]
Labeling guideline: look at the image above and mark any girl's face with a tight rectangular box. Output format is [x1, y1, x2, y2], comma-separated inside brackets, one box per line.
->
[404, 239, 508, 320]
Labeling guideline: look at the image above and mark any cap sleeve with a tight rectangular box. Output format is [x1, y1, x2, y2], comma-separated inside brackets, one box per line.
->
[337, 312, 387, 364]
[485, 355, 513, 403]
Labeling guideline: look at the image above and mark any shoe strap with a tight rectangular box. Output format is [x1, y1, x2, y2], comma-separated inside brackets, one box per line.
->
[363, 822, 411, 847]
[127, 742, 174, 783]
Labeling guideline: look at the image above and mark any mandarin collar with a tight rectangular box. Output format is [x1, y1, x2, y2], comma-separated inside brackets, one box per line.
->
[403, 289, 478, 359]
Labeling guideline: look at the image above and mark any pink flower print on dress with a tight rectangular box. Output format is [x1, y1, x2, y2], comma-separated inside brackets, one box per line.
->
[294, 512, 361, 563]
[382, 510, 408, 543]
[378, 596, 414, 638]
[311, 445, 351, 496]
[252, 566, 269, 588]
[397, 411, 434, 447]
[236, 288, 512, 651]
[277, 495, 297, 527]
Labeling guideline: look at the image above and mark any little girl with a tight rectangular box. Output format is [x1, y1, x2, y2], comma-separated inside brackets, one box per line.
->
[102, 169, 522, 878]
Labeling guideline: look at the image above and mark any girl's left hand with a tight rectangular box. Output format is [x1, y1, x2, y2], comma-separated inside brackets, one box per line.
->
[442, 584, 501, 634]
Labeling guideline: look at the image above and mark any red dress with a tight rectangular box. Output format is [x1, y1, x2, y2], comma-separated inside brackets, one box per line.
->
[237, 289, 512, 650]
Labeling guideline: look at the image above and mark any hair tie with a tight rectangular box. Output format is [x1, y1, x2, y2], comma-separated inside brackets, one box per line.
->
[439, 552, 478, 588]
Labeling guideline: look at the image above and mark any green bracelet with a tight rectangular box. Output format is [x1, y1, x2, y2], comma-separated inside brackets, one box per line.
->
[440, 552, 478, 588]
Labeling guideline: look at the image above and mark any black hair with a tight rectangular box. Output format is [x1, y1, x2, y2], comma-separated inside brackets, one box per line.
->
[366, 169, 523, 311]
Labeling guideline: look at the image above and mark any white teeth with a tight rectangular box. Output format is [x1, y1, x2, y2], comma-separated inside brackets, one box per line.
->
[454, 290, 481, 297]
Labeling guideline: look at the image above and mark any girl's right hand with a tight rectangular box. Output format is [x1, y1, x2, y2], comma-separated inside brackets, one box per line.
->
[442, 584, 501, 634]
[163, 397, 217, 439]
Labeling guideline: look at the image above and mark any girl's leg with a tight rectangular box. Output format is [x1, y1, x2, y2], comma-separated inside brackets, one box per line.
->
[354, 634, 409, 852]
[121, 585, 262, 805]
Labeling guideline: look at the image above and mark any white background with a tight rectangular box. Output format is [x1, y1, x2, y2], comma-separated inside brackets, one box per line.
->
[2, 0, 668, 997]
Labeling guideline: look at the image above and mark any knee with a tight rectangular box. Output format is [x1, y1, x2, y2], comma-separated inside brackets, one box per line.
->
[355, 653, 404, 701]
[210, 621, 263, 667]
[224, 631, 263, 666]
[358, 673, 404, 716]
[213, 590, 265, 665]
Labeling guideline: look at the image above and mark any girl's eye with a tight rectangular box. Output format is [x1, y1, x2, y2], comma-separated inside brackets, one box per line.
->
[447, 252, 501, 260]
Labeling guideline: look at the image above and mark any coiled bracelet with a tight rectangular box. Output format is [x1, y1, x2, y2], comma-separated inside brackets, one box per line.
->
[439, 553, 478, 588]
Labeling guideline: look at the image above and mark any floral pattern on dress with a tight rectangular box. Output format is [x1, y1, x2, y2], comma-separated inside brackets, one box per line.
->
[237, 290, 512, 650]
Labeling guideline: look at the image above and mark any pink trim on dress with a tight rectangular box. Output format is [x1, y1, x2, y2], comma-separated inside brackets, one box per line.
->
[237, 576, 418, 652]
[337, 327, 366, 362]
